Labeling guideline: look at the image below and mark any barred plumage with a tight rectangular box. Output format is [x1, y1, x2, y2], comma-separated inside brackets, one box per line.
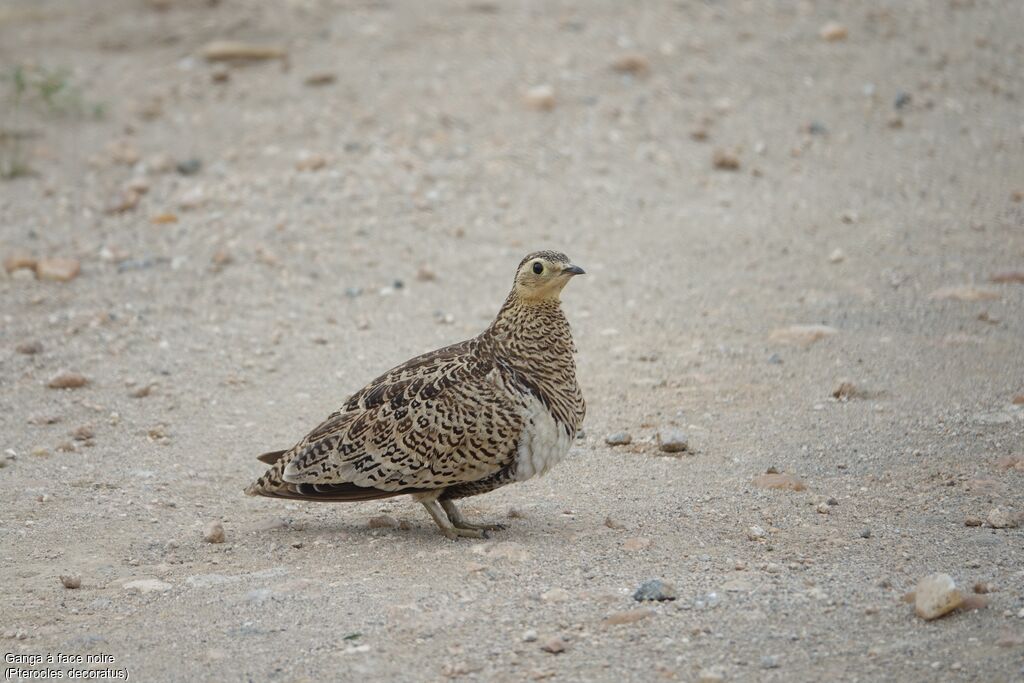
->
[245, 251, 586, 538]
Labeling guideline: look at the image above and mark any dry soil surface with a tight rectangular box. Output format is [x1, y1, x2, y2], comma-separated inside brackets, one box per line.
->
[2, 1, 1023, 681]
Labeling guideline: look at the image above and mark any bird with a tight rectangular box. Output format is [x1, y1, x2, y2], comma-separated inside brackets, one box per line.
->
[245, 251, 587, 539]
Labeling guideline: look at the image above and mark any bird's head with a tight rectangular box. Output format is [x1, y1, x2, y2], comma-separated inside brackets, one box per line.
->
[512, 251, 585, 301]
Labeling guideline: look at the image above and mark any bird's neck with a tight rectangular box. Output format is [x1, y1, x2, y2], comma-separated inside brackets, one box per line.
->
[483, 289, 583, 434]
[484, 290, 572, 353]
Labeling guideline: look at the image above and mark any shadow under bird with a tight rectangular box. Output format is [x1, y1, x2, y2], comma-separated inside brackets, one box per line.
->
[245, 251, 587, 538]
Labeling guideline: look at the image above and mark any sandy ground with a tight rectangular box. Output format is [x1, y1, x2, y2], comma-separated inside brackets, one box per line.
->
[2, 1, 1024, 681]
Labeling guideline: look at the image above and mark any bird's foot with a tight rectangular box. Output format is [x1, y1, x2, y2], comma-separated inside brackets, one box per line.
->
[441, 526, 489, 540]
[422, 499, 495, 540]
[439, 499, 507, 534]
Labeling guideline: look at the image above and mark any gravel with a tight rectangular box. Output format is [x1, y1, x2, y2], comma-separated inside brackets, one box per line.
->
[1, 2, 1021, 682]
[604, 432, 632, 446]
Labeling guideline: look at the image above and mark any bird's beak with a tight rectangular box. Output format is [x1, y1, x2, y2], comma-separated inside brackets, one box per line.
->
[562, 264, 586, 276]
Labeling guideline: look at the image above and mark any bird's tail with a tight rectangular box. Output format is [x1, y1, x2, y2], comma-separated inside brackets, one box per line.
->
[244, 449, 419, 502]
[244, 450, 291, 497]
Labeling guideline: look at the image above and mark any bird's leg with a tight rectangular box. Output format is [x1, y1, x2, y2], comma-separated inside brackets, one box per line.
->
[419, 499, 487, 540]
[440, 499, 506, 532]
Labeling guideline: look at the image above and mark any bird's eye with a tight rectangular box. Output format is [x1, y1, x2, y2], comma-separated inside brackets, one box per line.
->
[532, 262, 543, 274]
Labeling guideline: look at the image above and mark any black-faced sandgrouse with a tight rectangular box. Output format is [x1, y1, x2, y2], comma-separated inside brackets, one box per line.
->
[245, 251, 586, 538]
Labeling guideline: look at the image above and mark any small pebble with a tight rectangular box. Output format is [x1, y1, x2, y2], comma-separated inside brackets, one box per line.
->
[712, 149, 740, 171]
[130, 384, 153, 399]
[602, 608, 655, 626]
[60, 575, 82, 589]
[656, 429, 688, 453]
[986, 508, 1018, 529]
[540, 636, 566, 654]
[914, 573, 963, 620]
[832, 381, 861, 400]
[633, 579, 677, 602]
[816, 503, 831, 515]
[105, 188, 141, 214]
[35, 258, 81, 282]
[522, 629, 538, 643]
[16, 341, 43, 355]
[47, 371, 89, 389]
[178, 186, 205, 210]
[148, 425, 170, 443]
[747, 525, 766, 540]
[819, 21, 848, 41]
[964, 516, 983, 527]
[4, 252, 37, 273]
[211, 249, 233, 267]
[71, 425, 95, 441]
[524, 85, 556, 111]
[990, 271, 1024, 284]
[210, 64, 230, 83]
[304, 72, 337, 86]
[609, 53, 649, 75]
[806, 121, 828, 136]
[604, 432, 632, 446]
[201, 40, 287, 62]
[202, 520, 225, 544]
[176, 158, 202, 175]
[604, 516, 625, 530]
[760, 655, 780, 670]
[296, 153, 327, 171]
[859, 528, 872, 539]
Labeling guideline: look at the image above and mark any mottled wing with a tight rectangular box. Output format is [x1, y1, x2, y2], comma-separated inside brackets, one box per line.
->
[281, 342, 525, 491]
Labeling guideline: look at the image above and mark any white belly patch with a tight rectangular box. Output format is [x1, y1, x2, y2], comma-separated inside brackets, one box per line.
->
[514, 393, 574, 482]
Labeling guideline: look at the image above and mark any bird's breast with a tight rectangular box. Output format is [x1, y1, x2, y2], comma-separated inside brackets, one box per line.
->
[513, 392, 575, 482]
